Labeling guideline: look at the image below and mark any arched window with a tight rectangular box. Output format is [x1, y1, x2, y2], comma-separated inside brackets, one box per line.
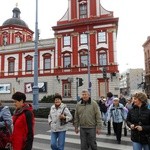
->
[43, 53, 51, 70]
[98, 50, 107, 66]
[8, 57, 15, 73]
[3, 36, 8, 45]
[63, 52, 71, 68]
[25, 55, 33, 72]
[79, 49, 88, 67]
[62, 80, 71, 98]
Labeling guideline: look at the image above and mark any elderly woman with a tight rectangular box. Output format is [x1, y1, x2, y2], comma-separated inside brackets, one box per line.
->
[107, 97, 127, 144]
[126, 92, 150, 150]
[48, 94, 72, 150]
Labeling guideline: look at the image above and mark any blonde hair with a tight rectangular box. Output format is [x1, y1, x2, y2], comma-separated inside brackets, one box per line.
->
[133, 92, 147, 103]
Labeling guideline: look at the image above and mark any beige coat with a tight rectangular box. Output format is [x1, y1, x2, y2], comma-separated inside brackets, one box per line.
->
[74, 99, 102, 129]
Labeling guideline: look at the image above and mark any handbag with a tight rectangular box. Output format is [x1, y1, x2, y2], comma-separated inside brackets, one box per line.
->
[60, 107, 68, 126]
[0, 121, 12, 149]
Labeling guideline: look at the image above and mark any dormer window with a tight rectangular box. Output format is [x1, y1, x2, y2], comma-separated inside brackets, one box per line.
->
[79, 3, 87, 19]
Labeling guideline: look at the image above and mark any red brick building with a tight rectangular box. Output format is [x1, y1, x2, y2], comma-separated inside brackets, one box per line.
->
[0, 0, 120, 101]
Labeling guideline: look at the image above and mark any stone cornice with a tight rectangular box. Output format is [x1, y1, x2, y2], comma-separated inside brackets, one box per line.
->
[0, 38, 55, 53]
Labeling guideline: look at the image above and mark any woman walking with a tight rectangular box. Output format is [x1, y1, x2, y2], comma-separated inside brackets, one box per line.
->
[126, 92, 150, 150]
[48, 94, 72, 150]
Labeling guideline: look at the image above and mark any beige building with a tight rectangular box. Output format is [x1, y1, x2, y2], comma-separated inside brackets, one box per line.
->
[120, 68, 145, 96]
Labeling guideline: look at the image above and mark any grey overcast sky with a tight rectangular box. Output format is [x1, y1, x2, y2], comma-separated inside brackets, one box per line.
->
[0, 0, 149, 73]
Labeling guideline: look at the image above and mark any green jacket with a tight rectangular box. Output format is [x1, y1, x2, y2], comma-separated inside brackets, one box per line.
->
[74, 98, 102, 129]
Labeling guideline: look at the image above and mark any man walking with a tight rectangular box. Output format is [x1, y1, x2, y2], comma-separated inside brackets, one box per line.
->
[74, 89, 102, 150]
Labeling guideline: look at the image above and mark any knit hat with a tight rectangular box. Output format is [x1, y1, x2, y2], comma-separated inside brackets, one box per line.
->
[113, 97, 119, 101]
[133, 92, 147, 103]
[103, 98, 106, 101]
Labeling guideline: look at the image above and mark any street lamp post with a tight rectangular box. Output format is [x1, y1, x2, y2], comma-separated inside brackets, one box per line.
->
[33, 0, 39, 110]
[86, 26, 91, 96]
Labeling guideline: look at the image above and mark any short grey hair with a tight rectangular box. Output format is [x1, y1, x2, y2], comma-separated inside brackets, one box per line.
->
[82, 89, 90, 95]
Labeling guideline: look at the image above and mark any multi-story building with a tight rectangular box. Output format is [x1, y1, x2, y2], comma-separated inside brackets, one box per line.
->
[0, 0, 120, 101]
[143, 36, 150, 97]
[120, 68, 145, 96]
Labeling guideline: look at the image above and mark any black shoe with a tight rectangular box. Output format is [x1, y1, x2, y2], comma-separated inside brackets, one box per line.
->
[117, 141, 121, 144]
[106, 133, 111, 135]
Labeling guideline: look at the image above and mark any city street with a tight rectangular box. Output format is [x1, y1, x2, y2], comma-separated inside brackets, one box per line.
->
[33, 118, 132, 150]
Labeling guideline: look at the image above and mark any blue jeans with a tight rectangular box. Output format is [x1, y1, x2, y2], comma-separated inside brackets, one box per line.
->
[51, 131, 66, 150]
[133, 142, 150, 150]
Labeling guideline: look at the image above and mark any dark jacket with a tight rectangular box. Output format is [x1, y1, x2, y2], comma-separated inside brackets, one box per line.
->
[12, 103, 35, 150]
[119, 97, 126, 106]
[98, 100, 107, 113]
[126, 104, 150, 144]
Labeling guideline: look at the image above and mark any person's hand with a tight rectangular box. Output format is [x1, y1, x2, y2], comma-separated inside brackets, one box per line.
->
[96, 128, 101, 135]
[75, 128, 79, 134]
[130, 124, 135, 130]
[135, 125, 143, 131]
[59, 114, 66, 119]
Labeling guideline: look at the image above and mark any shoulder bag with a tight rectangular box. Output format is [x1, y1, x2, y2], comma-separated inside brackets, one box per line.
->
[60, 107, 68, 126]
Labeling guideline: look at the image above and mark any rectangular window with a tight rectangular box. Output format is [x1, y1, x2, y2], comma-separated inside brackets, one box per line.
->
[44, 58, 51, 70]
[99, 53, 107, 66]
[64, 56, 71, 68]
[98, 32, 106, 43]
[81, 55, 88, 67]
[8, 61, 14, 73]
[79, 4, 87, 18]
[64, 36, 71, 46]
[80, 34, 88, 45]
[26, 60, 32, 71]
[63, 82, 71, 97]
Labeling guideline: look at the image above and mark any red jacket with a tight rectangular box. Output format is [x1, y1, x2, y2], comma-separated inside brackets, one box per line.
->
[12, 103, 35, 150]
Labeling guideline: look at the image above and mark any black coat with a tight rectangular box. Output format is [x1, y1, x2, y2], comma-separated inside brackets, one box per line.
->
[98, 100, 107, 113]
[126, 104, 150, 144]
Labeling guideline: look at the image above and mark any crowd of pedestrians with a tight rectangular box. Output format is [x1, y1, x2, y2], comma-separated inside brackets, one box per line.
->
[0, 90, 150, 150]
